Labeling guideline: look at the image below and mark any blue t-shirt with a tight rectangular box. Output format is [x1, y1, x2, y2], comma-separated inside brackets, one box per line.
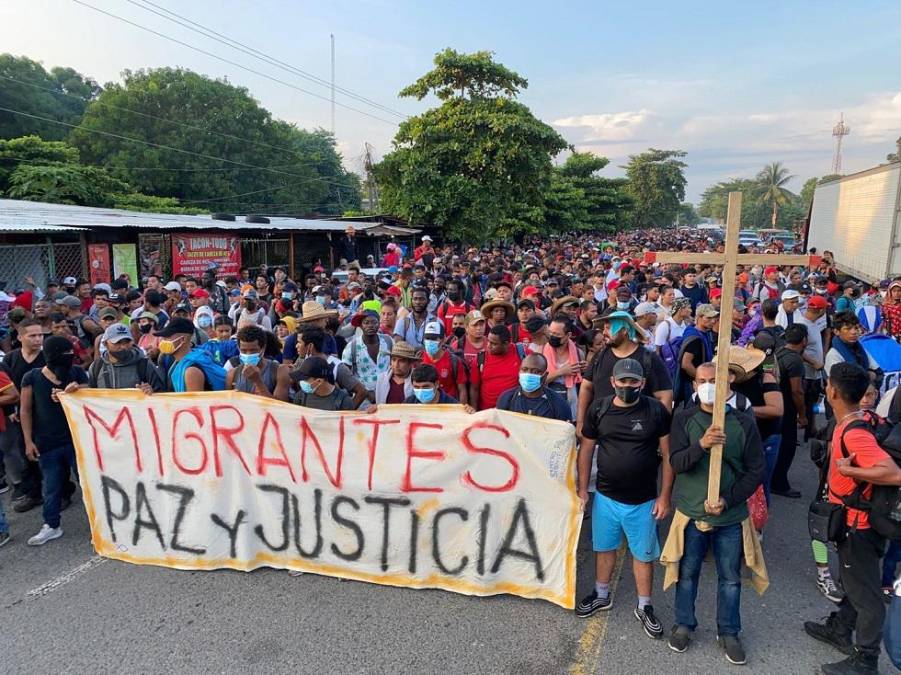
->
[496, 385, 572, 422]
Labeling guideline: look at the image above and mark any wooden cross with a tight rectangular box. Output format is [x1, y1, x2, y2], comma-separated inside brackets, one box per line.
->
[643, 192, 821, 503]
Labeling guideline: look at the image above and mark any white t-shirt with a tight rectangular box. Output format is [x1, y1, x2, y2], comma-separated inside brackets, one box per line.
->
[654, 316, 686, 348]
[794, 312, 828, 379]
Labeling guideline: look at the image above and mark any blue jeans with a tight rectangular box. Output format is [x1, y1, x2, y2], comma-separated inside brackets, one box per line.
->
[37, 443, 76, 529]
[675, 521, 743, 636]
[762, 433, 781, 505]
[0, 494, 8, 534]
[883, 540, 901, 588]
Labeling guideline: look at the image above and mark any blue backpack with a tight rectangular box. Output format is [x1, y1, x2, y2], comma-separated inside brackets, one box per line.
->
[658, 322, 685, 379]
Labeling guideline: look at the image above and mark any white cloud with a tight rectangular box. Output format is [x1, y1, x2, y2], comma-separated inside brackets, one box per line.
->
[553, 109, 657, 143]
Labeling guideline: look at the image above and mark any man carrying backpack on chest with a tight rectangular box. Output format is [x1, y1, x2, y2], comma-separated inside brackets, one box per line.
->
[805, 362, 901, 674]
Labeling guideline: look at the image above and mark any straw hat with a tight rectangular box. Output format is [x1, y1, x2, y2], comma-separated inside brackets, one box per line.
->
[713, 345, 766, 384]
[480, 299, 515, 322]
[299, 300, 337, 322]
[551, 295, 579, 317]
[389, 340, 422, 361]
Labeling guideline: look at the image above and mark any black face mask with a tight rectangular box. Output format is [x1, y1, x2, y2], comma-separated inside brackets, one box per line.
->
[548, 335, 563, 348]
[47, 352, 75, 381]
[453, 326, 466, 339]
[614, 385, 641, 405]
[139, 323, 153, 334]
[245, 301, 257, 311]
[446, 291, 461, 302]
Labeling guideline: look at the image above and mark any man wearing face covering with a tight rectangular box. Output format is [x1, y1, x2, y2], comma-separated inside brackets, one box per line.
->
[19, 336, 89, 546]
[576, 358, 672, 638]
[155, 318, 226, 392]
[577, 310, 673, 439]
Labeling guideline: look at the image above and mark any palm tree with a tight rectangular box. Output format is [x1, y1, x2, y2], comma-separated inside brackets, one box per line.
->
[757, 162, 795, 227]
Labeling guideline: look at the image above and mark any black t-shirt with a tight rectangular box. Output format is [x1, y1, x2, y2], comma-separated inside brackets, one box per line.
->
[733, 372, 782, 438]
[588, 345, 672, 401]
[0, 349, 45, 415]
[582, 396, 671, 504]
[22, 367, 88, 449]
[776, 347, 804, 414]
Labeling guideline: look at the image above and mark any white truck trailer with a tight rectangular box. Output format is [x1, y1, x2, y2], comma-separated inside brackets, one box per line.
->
[808, 161, 901, 283]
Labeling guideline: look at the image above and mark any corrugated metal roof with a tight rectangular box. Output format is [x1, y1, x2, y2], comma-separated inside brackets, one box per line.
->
[0, 199, 381, 233]
[0, 222, 86, 233]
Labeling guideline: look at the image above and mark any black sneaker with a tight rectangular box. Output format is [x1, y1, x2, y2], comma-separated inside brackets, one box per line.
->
[821, 649, 879, 674]
[12, 495, 42, 513]
[634, 605, 663, 639]
[575, 590, 612, 618]
[804, 614, 853, 655]
[718, 635, 747, 665]
[668, 625, 691, 653]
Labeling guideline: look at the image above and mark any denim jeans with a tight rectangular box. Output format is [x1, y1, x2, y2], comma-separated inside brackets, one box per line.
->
[0, 494, 8, 534]
[675, 521, 743, 636]
[761, 433, 782, 505]
[883, 540, 901, 588]
[37, 442, 77, 529]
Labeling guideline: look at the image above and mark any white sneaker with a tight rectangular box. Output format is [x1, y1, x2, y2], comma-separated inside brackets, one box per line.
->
[27, 524, 63, 546]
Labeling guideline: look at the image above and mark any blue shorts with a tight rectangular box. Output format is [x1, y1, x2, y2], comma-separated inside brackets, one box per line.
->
[591, 492, 661, 563]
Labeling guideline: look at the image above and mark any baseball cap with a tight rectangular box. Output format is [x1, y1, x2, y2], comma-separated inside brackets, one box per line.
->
[734, 299, 747, 312]
[103, 323, 132, 343]
[98, 307, 118, 320]
[292, 356, 333, 382]
[242, 289, 258, 300]
[521, 285, 539, 298]
[764, 266, 779, 276]
[799, 283, 812, 295]
[190, 288, 210, 299]
[807, 295, 829, 310]
[138, 311, 159, 324]
[696, 303, 720, 318]
[671, 297, 691, 314]
[7, 307, 26, 323]
[156, 317, 196, 337]
[782, 289, 800, 301]
[842, 280, 859, 289]
[93, 283, 112, 295]
[524, 316, 547, 332]
[59, 296, 81, 309]
[464, 310, 486, 326]
[612, 358, 644, 381]
[517, 298, 535, 310]
[62, 276, 78, 286]
[173, 302, 192, 314]
[424, 320, 445, 338]
[421, 235, 433, 242]
[710, 288, 723, 300]
[633, 302, 658, 318]
[164, 281, 182, 292]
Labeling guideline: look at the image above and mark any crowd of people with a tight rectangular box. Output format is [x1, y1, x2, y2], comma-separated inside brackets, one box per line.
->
[0, 224, 899, 673]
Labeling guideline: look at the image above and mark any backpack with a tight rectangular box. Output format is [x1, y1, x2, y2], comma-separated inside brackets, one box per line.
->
[476, 343, 527, 373]
[658, 321, 685, 380]
[835, 413, 901, 541]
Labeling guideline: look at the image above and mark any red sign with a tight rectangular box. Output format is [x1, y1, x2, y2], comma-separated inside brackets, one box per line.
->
[171, 234, 241, 278]
[87, 244, 111, 286]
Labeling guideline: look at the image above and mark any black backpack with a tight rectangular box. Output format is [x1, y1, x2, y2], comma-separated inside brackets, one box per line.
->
[836, 412, 901, 541]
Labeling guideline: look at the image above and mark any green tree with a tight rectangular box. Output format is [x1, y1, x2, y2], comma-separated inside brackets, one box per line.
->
[757, 161, 795, 226]
[888, 137, 901, 162]
[800, 177, 818, 209]
[622, 148, 687, 228]
[6, 163, 129, 206]
[544, 152, 632, 234]
[376, 49, 568, 241]
[0, 54, 100, 140]
[0, 134, 80, 192]
[677, 202, 700, 226]
[69, 68, 358, 214]
[697, 178, 763, 224]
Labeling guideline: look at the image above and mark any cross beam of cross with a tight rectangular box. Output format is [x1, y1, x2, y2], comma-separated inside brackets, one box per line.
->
[644, 192, 821, 503]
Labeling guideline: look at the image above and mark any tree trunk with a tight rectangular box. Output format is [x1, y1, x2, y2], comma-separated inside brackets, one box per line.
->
[771, 201, 778, 226]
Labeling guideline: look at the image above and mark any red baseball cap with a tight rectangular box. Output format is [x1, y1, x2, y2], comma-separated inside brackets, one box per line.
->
[764, 266, 779, 276]
[807, 295, 829, 309]
[190, 289, 210, 299]
[521, 285, 539, 298]
[385, 285, 401, 297]
[710, 288, 723, 299]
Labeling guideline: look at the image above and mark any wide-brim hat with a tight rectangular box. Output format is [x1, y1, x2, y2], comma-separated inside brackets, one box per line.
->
[389, 340, 422, 361]
[592, 309, 646, 342]
[299, 300, 337, 322]
[551, 295, 579, 316]
[351, 309, 380, 328]
[713, 345, 766, 384]
[480, 299, 514, 321]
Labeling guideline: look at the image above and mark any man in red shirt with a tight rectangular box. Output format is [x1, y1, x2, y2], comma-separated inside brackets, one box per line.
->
[470, 324, 527, 410]
[805, 362, 901, 674]
[420, 321, 470, 406]
[436, 279, 471, 336]
[413, 235, 434, 262]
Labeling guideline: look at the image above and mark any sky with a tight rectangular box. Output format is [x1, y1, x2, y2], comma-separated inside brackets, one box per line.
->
[2, 0, 901, 203]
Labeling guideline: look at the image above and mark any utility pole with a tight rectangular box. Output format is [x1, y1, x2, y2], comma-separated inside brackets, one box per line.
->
[363, 142, 380, 213]
[330, 34, 336, 137]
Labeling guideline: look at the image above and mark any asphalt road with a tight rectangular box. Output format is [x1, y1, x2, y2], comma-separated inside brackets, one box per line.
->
[0, 439, 895, 674]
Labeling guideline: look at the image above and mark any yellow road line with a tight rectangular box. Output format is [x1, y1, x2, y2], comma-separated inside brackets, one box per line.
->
[569, 548, 627, 675]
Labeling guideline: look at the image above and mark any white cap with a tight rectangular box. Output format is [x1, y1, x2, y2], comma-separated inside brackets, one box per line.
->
[164, 281, 182, 292]
[215, 280, 226, 288]
[62, 276, 78, 286]
[422, 235, 433, 242]
[633, 302, 658, 318]
[424, 320, 444, 337]
[93, 282, 112, 294]
[781, 289, 801, 301]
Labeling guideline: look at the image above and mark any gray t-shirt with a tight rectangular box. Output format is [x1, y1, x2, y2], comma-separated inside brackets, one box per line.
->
[794, 312, 828, 380]
[294, 387, 355, 411]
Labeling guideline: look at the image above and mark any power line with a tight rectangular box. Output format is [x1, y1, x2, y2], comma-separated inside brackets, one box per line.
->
[71, 0, 399, 126]
[0, 73, 343, 168]
[128, 0, 406, 119]
[0, 104, 356, 190]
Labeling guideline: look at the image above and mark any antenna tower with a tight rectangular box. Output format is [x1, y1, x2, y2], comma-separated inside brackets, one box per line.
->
[363, 142, 380, 213]
[832, 113, 850, 174]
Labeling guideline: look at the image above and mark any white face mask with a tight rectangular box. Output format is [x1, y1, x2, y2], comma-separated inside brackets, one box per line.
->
[697, 382, 717, 405]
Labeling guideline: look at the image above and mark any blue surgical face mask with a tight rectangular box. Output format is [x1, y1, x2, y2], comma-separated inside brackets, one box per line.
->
[519, 372, 542, 393]
[315, 295, 326, 305]
[239, 352, 261, 367]
[617, 301, 631, 310]
[413, 387, 436, 403]
[423, 339, 441, 357]
[197, 315, 213, 328]
[281, 292, 294, 301]
[299, 380, 315, 394]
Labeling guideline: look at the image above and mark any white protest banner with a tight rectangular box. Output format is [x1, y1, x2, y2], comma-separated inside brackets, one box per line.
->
[60, 390, 581, 608]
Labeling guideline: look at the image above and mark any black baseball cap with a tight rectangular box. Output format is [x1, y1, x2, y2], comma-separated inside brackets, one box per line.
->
[612, 358, 644, 381]
[291, 356, 334, 383]
[155, 317, 196, 337]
